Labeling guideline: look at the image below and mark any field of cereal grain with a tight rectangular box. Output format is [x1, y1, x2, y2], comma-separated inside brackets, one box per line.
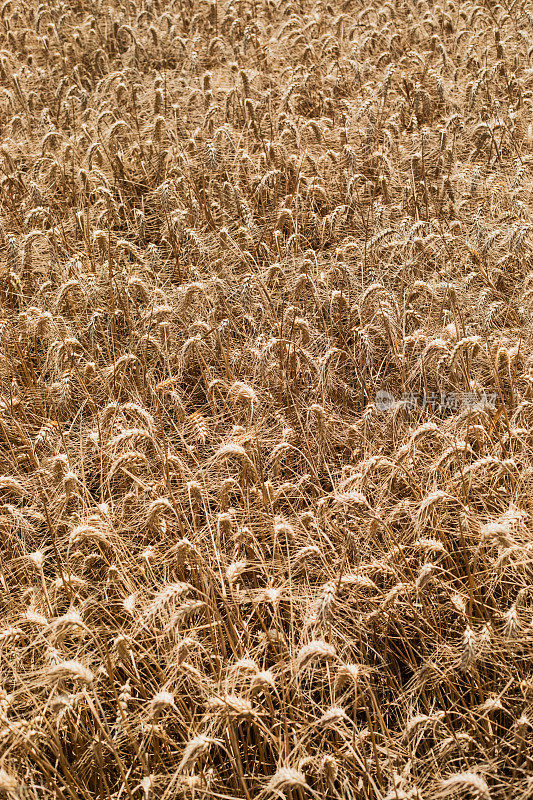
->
[0, 0, 533, 796]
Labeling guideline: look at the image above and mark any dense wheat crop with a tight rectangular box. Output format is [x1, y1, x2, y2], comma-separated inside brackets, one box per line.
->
[0, 0, 532, 796]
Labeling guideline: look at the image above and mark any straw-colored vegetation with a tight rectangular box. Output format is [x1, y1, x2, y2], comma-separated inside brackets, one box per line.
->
[0, 0, 532, 797]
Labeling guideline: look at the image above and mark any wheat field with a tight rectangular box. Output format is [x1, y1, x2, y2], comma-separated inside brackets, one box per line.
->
[0, 0, 532, 797]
